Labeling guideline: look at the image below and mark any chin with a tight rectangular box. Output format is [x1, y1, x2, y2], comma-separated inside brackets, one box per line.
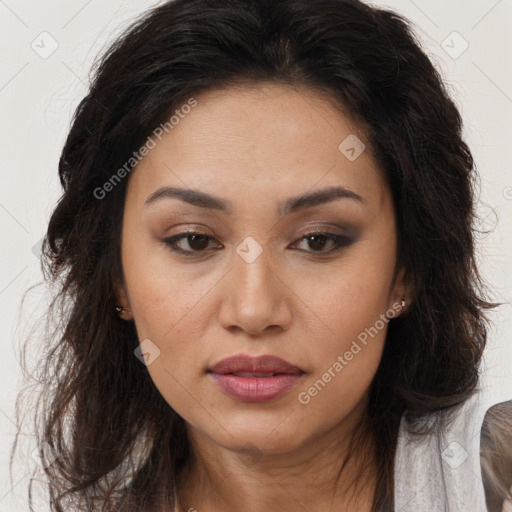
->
[199, 416, 308, 455]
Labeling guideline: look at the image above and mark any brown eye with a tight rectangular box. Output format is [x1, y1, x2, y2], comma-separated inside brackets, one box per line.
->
[293, 231, 355, 254]
[163, 231, 220, 255]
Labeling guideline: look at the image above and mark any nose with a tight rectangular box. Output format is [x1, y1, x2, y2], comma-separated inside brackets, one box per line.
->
[217, 243, 293, 337]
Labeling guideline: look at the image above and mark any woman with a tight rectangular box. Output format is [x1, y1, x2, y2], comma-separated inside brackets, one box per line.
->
[13, 0, 512, 510]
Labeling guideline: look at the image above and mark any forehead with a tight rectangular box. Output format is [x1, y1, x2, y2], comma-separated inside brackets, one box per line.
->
[125, 82, 389, 215]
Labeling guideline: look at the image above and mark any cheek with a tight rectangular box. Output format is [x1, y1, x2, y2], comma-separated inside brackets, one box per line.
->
[121, 226, 216, 339]
[302, 237, 396, 349]
[291, 237, 396, 408]
[291, 280, 392, 432]
[120, 232, 208, 402]
[297, 283, 390, 406]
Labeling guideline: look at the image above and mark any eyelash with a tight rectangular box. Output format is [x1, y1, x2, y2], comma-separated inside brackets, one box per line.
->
[162, 230, 355, 257]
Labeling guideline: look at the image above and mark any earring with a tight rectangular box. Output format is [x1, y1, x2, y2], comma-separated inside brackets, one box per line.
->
[115, 305, 132, 318]
[401, 297, 406, 308]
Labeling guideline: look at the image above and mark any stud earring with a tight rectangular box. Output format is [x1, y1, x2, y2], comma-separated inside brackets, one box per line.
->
[115, 306, 132, 318]
[401, 297, 406, 308]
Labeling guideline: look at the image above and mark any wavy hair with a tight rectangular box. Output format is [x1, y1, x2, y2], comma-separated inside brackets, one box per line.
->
[12, 0, 499, 510]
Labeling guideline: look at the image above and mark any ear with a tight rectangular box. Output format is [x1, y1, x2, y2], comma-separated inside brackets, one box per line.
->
[114, 279, 133, 320]
[389, 266, 411, 316]
[115, 282, 131, 309]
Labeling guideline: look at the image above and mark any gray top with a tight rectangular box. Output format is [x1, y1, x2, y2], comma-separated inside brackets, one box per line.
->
[172, 389, 510, 511]
[394, 388, 500, 512]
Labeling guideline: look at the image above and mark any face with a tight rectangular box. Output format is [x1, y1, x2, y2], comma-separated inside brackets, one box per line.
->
[117, 82, 405, 457]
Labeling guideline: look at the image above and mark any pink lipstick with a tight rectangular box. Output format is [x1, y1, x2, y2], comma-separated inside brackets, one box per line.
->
[207, 354, 305, 402]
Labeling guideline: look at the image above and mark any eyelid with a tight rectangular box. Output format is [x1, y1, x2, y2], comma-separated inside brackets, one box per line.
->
[294, 224, 351, 238]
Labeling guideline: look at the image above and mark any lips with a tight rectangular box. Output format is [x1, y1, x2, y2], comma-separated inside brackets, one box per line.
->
[207, 354, 304, 376]
[230, 371, 277, 377]
[207, 354, 305, 402]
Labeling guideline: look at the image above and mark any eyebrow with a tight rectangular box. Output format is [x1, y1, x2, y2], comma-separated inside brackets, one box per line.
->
[144, 185, 363, 216]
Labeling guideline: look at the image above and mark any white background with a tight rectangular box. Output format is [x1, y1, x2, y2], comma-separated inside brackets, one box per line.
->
[1, 0, 511, 509]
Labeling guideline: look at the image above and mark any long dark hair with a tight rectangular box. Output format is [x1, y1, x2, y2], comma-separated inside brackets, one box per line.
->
[12, 0, 498, 510]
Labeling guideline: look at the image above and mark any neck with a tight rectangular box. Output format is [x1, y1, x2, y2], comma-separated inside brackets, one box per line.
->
[175, 404, 378, 512]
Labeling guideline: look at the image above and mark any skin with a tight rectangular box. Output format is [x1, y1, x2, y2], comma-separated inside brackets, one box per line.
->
[116, 82, 407, 512]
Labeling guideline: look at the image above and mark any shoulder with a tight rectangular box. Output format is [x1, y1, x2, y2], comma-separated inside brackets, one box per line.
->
[480, 399, 512, 512]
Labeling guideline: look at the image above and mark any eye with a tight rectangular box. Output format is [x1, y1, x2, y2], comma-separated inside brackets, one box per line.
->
[162, 229, 355, 257]
[292, 230, 355, 254]
[163, 231, 221, 256]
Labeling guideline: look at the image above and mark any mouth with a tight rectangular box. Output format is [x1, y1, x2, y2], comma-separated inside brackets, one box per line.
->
[207, 353, 305, 376]
[207, 354, 305, 402]
[209, 370, 304, 377]
[223, 371, 289, 377]
[208, 372, 305, 402]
